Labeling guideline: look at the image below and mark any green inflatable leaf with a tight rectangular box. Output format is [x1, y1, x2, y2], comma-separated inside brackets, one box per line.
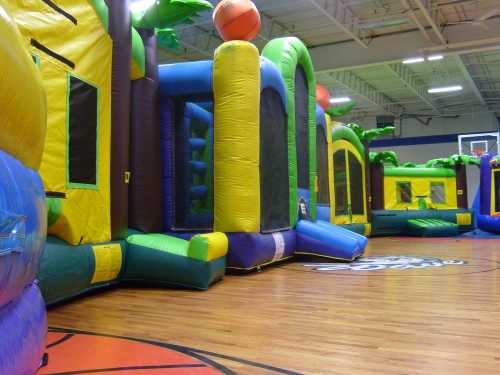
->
[425, 154, 480, 169]
[369, 151, 400, 167]
[345, 123, 394, 143]
[326, 101, 357, 117]
[156, 28, 180, 49]
[133, 0, 213, 29]
[363, 126, 395, 143]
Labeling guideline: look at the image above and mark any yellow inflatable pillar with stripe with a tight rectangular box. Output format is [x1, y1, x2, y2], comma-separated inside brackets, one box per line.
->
[6, 0, 113, 245]
[213, 41, 261, 233]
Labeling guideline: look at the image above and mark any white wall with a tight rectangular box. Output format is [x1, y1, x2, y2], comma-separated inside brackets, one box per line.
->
[356, 112, 499, 206]
[360, 112, 498, 138]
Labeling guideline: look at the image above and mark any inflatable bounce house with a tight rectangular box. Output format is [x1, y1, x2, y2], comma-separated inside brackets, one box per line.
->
[315, 92, 394, 237]
[477, 154, 500, 234]
[3, 0, 228, 307]
[0, 2, 47, 372]
[369, 153, 477, 236]
[153, 4, 368, 270]
[315, 108, 371, 236]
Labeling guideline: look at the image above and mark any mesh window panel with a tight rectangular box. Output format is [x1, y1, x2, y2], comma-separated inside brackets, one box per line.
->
[295, 65, 309, 189]
[174, 102, 190, 228]
[397, 182, 412, 203]
[316, 127, 329, 205]
[495, 170, 500, 212]
[348, 152, 364, 215]
[260, 88, 290, 232]
[430, 182, 446, 204]
[333, 150, 348, 216]
[68, 75, 97, 186]
[190, 115, 213, 219]
[173, 103, 213, 230]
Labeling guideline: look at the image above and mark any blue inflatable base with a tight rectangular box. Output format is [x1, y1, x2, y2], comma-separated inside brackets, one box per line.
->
[477, 215, 500, 235]
[0, 282, 47, 374]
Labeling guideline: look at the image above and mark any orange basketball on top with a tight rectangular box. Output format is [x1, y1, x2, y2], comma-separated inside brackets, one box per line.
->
[213, 0, 261, 42]
[316, 84, 331, 110]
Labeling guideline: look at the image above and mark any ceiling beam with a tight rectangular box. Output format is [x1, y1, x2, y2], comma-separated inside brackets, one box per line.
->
[305, 0, 369, 48]
[173, 26, 222, 58]
[386, 62, 441, 114]
[411, 0, 447, 44]
[322, 70, 404, 115]
[454, 55, 487, 107]
[400, 0, 431, 42]
[171, 11, 294, 58]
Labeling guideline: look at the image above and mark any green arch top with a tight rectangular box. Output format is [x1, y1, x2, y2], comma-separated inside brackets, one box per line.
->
[262, 37, 317, 226]
[131, 27, 145, 80]
[331, 125, 365, 158]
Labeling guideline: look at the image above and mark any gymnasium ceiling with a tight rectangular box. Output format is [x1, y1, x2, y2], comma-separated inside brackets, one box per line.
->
[150, 0, 500, 120]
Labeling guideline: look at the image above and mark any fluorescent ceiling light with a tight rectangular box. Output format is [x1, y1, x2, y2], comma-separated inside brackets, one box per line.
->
[428, 85, 463, 94]
[402, 57, 425, 64]
[330, 97, 352, 104]
[427, 54, 444, 61]
[130, 0, 156, 13]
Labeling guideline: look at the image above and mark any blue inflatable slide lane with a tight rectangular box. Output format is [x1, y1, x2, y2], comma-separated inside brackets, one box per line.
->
[295, 220, 366, 261]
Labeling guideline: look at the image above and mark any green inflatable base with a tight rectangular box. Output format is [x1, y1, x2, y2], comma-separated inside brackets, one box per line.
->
[371, 209, 474, 237]
[407, 219, 459, 237]
[39, 236, 225, 306]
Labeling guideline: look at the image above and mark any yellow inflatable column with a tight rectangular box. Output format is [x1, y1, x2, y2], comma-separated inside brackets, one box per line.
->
[0, 1, 46, 170]
[213, 41, 260, 233]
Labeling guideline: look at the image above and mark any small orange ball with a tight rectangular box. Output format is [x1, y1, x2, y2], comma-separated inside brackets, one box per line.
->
[316, 84, 331, 110]
[213, 0, 261, 42]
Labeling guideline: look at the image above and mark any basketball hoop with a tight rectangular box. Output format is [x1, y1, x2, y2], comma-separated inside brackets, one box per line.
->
[473, 149, 485, 159]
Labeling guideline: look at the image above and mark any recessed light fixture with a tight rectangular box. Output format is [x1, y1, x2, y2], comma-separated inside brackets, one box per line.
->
[427, 54, 444, 61]
[402, 57, 425, 64]
[330, 97, 352, 104]
[130, 0, 156, 13]
[428, 85, 463, 94]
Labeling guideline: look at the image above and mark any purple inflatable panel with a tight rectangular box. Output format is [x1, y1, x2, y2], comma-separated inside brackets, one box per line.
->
[0, 282, 47, 375]
[479, 154, 493, 215]
[226, 230, 296, 269]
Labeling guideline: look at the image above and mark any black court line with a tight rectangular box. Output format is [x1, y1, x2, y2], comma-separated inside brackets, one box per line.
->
[48, 327, 303, 375]
[31, 39, 75, 69]
[46, 364, 207, 375]
[41, 0, 77, 24]
[47, 333, 74, 349]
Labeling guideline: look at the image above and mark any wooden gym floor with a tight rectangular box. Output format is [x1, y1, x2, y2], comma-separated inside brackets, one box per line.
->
[47, 237, 500, 375]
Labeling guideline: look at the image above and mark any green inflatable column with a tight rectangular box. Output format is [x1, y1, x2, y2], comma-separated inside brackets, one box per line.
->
[262, 37, 317, 225]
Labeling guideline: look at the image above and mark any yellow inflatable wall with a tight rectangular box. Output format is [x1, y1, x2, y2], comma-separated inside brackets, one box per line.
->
[6, 0, 112, 245]
[0, 1, 46, 170]
[384, 176, 458, 210]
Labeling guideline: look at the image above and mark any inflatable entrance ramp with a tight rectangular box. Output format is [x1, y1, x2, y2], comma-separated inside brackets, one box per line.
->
[295, 220, 366, 261]
[407, 218, 459, 237]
